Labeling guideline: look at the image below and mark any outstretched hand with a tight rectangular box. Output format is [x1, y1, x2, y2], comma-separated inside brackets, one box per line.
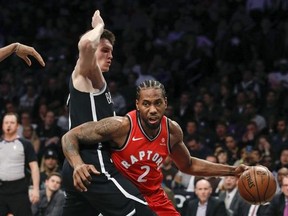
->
[91, 10, 104, 29]
[234, 164, 250, 178]
[15, 43, 45, 67]
[73, 164, 100, 192]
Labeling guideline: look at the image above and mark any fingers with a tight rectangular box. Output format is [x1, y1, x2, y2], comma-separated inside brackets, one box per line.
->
[23, 56, 32, 66]
[31, 50, 45, 67]
[73, 164, 100, 192]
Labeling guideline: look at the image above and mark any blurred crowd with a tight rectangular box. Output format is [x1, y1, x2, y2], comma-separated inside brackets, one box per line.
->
[1, 0, 288, 215]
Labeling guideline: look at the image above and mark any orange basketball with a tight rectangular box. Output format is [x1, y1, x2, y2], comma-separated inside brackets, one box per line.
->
[238, 166, 277, 205]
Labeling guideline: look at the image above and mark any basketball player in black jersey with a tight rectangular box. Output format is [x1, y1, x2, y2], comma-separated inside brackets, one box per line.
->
[61, 10, 155, 216]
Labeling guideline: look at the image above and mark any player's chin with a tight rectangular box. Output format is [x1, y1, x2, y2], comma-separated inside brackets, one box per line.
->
[147, 121, 160, 129]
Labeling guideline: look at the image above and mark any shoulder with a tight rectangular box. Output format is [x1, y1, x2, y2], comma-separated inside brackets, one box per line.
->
[168, 118, 183, 135]
[18, 138, 33, 147]
[168, 118, 183, 145]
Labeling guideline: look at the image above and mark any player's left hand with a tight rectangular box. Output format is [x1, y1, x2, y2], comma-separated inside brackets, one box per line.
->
[234, 164, 250, 178]
[73, 163, 100, 192]
[15, 43, 45, 67]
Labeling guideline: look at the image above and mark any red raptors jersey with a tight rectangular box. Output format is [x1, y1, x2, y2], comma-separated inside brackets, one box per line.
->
[111, 110, 171, 194]
[111, 110, 180, 215]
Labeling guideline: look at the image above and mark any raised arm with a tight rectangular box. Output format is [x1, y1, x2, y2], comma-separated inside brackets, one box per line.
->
[61, 116, 129, 191]
[0, 43, 45, 66]
[168, 120, 248, 177]
[72, 10, 105, 90]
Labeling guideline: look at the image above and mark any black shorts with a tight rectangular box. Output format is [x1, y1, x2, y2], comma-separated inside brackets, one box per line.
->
[62, 149, 155, 216]
[0, 178, 32, 216]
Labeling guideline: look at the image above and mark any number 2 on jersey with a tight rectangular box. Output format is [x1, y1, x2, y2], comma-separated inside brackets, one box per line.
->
[137, 165, 150, 182]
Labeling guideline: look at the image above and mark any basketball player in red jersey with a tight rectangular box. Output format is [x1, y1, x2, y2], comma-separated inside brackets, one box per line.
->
[62, 80, 249, 215]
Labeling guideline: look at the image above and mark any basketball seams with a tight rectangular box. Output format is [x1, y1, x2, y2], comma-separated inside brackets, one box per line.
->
[240, 168, 256, 204]
[253, 166, 261, 204]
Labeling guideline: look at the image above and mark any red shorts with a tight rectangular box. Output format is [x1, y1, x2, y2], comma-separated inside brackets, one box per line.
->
[144, 187, 180, 216]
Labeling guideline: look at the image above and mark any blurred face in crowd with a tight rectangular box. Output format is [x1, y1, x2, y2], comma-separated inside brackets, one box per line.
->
[225, 135, 237, 150]
[195, 179, 212, 204]
[194, 101, 204, 115]
[280, 150, 288, 166]
[217, 151, 228, 164]
[277, 120, 287, 133]
[186, 121, 197, 135]
[278, 168, 288, 186]
[223, 176, 238, 192]
[23, 126, 33, 139]
[281, 176, 288, 197]
[215, 124, 227, 137]
[45, 175, 62, 192]
[44, 157, 58, 170]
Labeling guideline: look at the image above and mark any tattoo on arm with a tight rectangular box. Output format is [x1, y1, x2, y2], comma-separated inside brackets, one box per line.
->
[62, 135, 79, 156]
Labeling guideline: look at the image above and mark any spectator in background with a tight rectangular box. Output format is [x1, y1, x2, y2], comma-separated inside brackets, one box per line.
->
[56, 105, 69, 134]
[224, 135, 240, 165]
[274, 147, 288, 172]
[255, 135, 273, 157]
[0, 112, 40, 216]
[234, 69, 261, 99]
[174, 91, 193, 128]
[32, 172, 65, 216]
[259, 90, 280, 124]
[182, 178, 227, 216]
[275, 167, 288, 193]
[263, 175, 288, 216]
[22, 125, 41, 155]
[108, 80, 127, 116]
[161, 156, 180, 190]
[19, 84, 39, 113]
[243, 102, 267, 133]
[120, 72, 138, 111]
[191, 100, 208, 135]
[183, 119, 198, 139]
[17, 111, 37, 138]
[39, 77, 65, 113]
[0, 42, 45, 66]
[36, 110, 63, 161]
[218, 176, 242, 216]
[270, 117, 288, 157]
[241, 121, 260, 147]
[39, 149, 61, 189]
[185, 135, 212, 160]
[202, 92, 223, 128]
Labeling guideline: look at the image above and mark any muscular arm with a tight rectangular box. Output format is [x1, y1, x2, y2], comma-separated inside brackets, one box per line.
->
[72, 10, 105, 90]
[169, 120, 245, 177]
[62, 116, 128, 168]
[0, 43, 45, 66]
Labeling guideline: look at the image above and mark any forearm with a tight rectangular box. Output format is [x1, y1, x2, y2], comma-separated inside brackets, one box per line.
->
[30, 162, 40, 190]
[183, 157, 236, 177]
[79, 24, 104, 49]
[62, 134, 84, 168]
[0, 43, 19, 62]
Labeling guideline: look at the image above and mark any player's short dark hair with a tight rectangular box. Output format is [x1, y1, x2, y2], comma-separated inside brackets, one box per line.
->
[136, 80, 166, 100]
[101, 29, 115, 46]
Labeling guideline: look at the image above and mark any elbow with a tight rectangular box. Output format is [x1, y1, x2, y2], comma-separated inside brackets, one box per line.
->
[78, 39, 95, 52]
[177, 158, 193, 174]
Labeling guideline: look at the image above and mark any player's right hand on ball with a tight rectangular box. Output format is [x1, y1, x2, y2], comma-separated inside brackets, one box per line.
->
[73, 164, 100, 192]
